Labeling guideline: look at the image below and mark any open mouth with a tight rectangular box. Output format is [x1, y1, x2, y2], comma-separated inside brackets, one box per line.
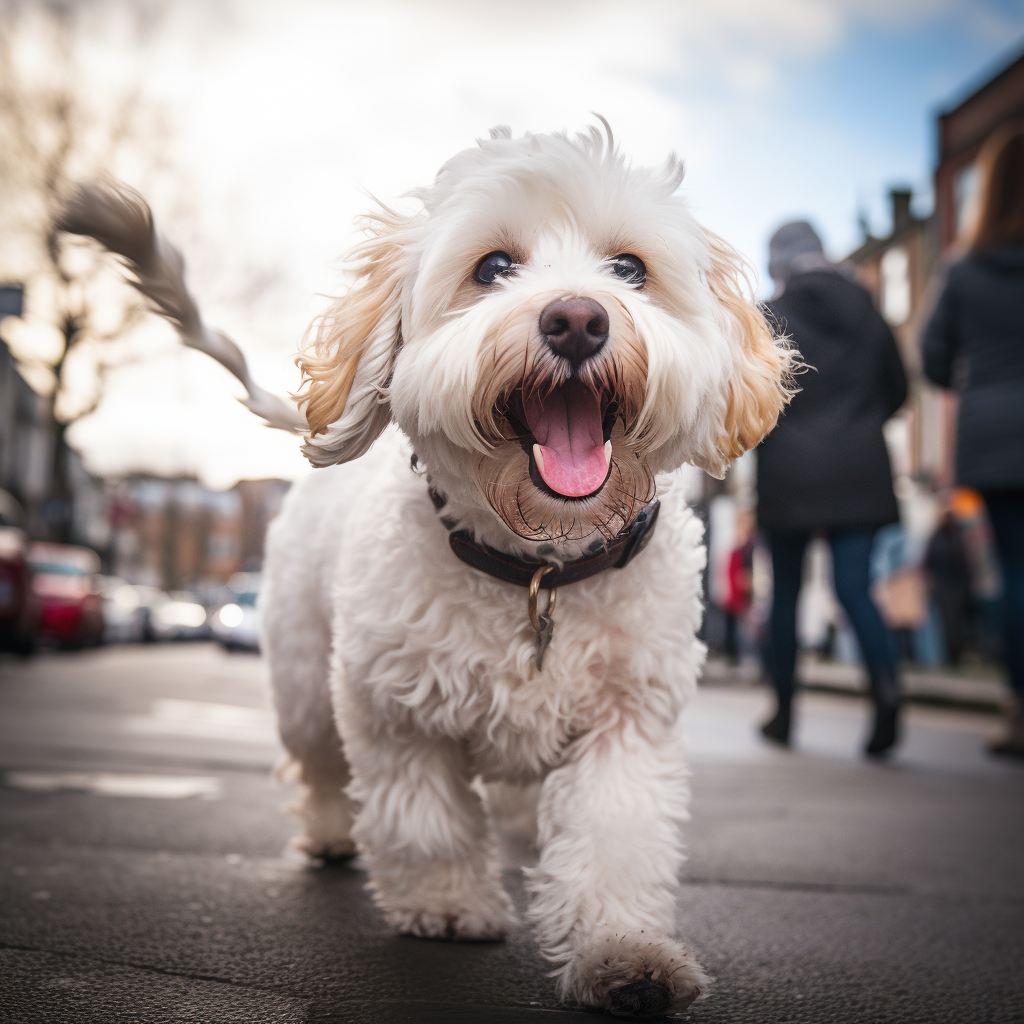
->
[502, 380, 618, 500]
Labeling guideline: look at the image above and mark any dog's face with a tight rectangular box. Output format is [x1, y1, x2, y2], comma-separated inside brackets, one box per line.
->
[299, 125, 790, 544]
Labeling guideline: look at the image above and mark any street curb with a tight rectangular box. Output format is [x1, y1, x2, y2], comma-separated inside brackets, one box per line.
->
[798, 680, 1006, 716]
[701, 658, 1010, 716]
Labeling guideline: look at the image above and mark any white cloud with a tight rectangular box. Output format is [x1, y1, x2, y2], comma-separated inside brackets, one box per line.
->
[68, 344, 311, 490]
[53, 0, 967, 485]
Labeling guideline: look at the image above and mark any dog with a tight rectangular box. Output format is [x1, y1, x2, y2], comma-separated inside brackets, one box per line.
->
[60, 122, 792, 1018]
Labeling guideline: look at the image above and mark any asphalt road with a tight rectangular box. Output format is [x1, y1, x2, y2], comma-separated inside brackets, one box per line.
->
[1, 644, 1022, 1024]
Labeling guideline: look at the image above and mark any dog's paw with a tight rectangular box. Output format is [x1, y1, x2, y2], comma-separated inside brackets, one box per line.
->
[290, 833, 357, 862]
[370, 856, 518, 941]
[287, 789, 357, 862]
[565, 935, 709, 1018]
[387, 904, 515, 941]
[371, 858, 518, 941]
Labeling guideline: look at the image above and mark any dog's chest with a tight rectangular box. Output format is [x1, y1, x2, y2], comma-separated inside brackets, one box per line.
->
[343, 554, 632, 698]
[336, 533, 698, 777]
[328, 463, 704, 775]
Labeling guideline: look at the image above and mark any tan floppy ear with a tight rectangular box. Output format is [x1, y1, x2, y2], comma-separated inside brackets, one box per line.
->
[697, 232, 795, 477]
[297, 206, 412, 467]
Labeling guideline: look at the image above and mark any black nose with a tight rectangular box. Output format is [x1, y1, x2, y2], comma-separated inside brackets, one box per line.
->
[538, 297, 609, 367]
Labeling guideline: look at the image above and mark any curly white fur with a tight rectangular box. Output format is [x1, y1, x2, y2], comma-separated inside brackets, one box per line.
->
[258, 119, 790, 1015]
[267, 123, 792, 1016]
[66, 123, 791, 1017]
[265, 439, 711, 1012]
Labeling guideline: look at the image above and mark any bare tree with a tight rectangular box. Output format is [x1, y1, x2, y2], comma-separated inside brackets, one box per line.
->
[0, 0, 170, 539]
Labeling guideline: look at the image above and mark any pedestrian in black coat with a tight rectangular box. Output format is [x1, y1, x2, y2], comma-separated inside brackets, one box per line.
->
[757, 221, 908, 756]
[923, 246, 1024, 489]
[922, 121, 1024, 759]
[758, 269, 908, 534]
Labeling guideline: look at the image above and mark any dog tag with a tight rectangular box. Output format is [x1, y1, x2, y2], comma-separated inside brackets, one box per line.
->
[528, 565, 558, 671]
[534, 611, 555, 670]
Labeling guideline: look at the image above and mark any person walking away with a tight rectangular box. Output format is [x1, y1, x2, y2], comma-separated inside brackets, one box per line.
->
[758, 222, 908, 757]
[924, 507, 973, 665]
[922, 122, 1024, 759]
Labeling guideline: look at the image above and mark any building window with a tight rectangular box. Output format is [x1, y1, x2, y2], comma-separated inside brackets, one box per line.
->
[881, 246, 910, 326]
[207, 535, 239, 559]
[954, 162, 977, 239]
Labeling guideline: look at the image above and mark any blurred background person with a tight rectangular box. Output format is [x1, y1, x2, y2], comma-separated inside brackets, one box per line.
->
[923, 503, 974, 666]
[922, 122, 1024, 760]
[757, 221, 908, 757]
[722, 510, 756, 666]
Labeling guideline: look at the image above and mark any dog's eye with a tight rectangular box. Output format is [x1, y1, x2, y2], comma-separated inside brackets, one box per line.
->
[475, 251, 515, 285]
[610, 254, 646, 288]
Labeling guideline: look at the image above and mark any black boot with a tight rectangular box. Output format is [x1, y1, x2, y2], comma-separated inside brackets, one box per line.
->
[865, 669, 901, 758]
[988, 700, 1024, 759]
[760, 699, 792, 747]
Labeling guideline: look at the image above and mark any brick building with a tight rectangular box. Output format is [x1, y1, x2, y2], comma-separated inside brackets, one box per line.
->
[0, 289, 58, 530]
[110, 476, 290, 593]
[845, 46, 1024, 488]
[935, 49, 1024, 249]
[844, 190, 940, 483]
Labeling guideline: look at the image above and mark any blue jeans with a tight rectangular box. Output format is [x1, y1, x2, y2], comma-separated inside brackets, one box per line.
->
[980, 491, 1024, 698]
[765, 529, 896, 704]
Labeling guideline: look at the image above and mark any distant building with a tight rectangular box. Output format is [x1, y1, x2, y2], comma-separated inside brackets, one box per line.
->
[844, 189, 940, 483]
[110, 476, 290, 593]
[0, 336, 52, 515]
[845, 46, 1024, 488]
[0, 291, 58, 531]
[845, 188, 934, 359]
[935, 48, 1024, 249]
[5, 285, 293, 579]
[234, 479, 292, 572]
[2, 290, 110, 549]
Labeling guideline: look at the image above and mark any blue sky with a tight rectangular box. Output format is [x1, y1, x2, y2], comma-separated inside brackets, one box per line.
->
[701, 1, 1024, 269]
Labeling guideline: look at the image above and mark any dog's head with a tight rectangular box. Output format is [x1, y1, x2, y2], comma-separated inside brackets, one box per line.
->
[299, 123, 792, 546]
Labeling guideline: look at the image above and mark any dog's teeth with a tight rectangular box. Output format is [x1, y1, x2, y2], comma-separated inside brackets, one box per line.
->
[533, 444, 545, 473]
[604, 440, 613, 467]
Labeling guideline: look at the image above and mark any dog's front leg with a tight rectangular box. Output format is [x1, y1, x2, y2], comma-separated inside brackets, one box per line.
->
[527, 721, 708, 1017]
[343, 717, 516, 941]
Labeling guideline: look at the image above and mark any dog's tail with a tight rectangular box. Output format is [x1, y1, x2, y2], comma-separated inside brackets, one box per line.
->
[56, 182, 307, 434]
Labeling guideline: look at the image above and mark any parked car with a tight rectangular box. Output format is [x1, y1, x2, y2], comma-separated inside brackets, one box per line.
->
[0, 527, 35, 653]
[28, 543, 104, 648]
[0, 490, 36, 654]
[0, 490, 35, 653]
[211, 572, 261, 651]
[98, 576, 148, 644]
[131, 585, 171, 642]
[150, 590, 210, 641]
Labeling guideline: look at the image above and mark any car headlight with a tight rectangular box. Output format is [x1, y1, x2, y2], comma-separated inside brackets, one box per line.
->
[156, 601, 208, 628]
[218, 603, 243, 628]
[112, 586, 141, 612]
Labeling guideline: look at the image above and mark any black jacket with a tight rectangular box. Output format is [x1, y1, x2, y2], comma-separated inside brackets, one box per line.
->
[922, 244, 1024, 491]
[757, 271, 908, 533]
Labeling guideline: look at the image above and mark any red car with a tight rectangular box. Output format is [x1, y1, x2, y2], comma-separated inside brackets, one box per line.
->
[0, 525, 36, 653]
[28, 543, 104, 648]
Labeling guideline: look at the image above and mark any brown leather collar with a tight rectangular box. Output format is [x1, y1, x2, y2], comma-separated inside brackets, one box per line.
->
[413, 454, 661, 588]
[442, 495, 660, 589]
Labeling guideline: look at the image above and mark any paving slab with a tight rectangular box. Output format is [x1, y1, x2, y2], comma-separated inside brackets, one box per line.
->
[1, 645, 1022, 1023]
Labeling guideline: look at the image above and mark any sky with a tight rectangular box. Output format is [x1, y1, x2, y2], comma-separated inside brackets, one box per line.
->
[6, 0, 1024, 488]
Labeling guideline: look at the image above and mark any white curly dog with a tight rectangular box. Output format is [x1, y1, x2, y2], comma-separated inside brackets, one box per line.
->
[62, 123, 791, 1018]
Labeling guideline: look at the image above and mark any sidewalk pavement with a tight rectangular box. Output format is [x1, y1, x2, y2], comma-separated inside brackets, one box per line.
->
[1, 644, 1022, 1023]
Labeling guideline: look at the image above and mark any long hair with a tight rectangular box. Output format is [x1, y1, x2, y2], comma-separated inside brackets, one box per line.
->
[969, 121, 1024, 250]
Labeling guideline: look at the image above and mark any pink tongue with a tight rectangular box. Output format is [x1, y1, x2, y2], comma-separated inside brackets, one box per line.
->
[524, 379, 608, 498]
